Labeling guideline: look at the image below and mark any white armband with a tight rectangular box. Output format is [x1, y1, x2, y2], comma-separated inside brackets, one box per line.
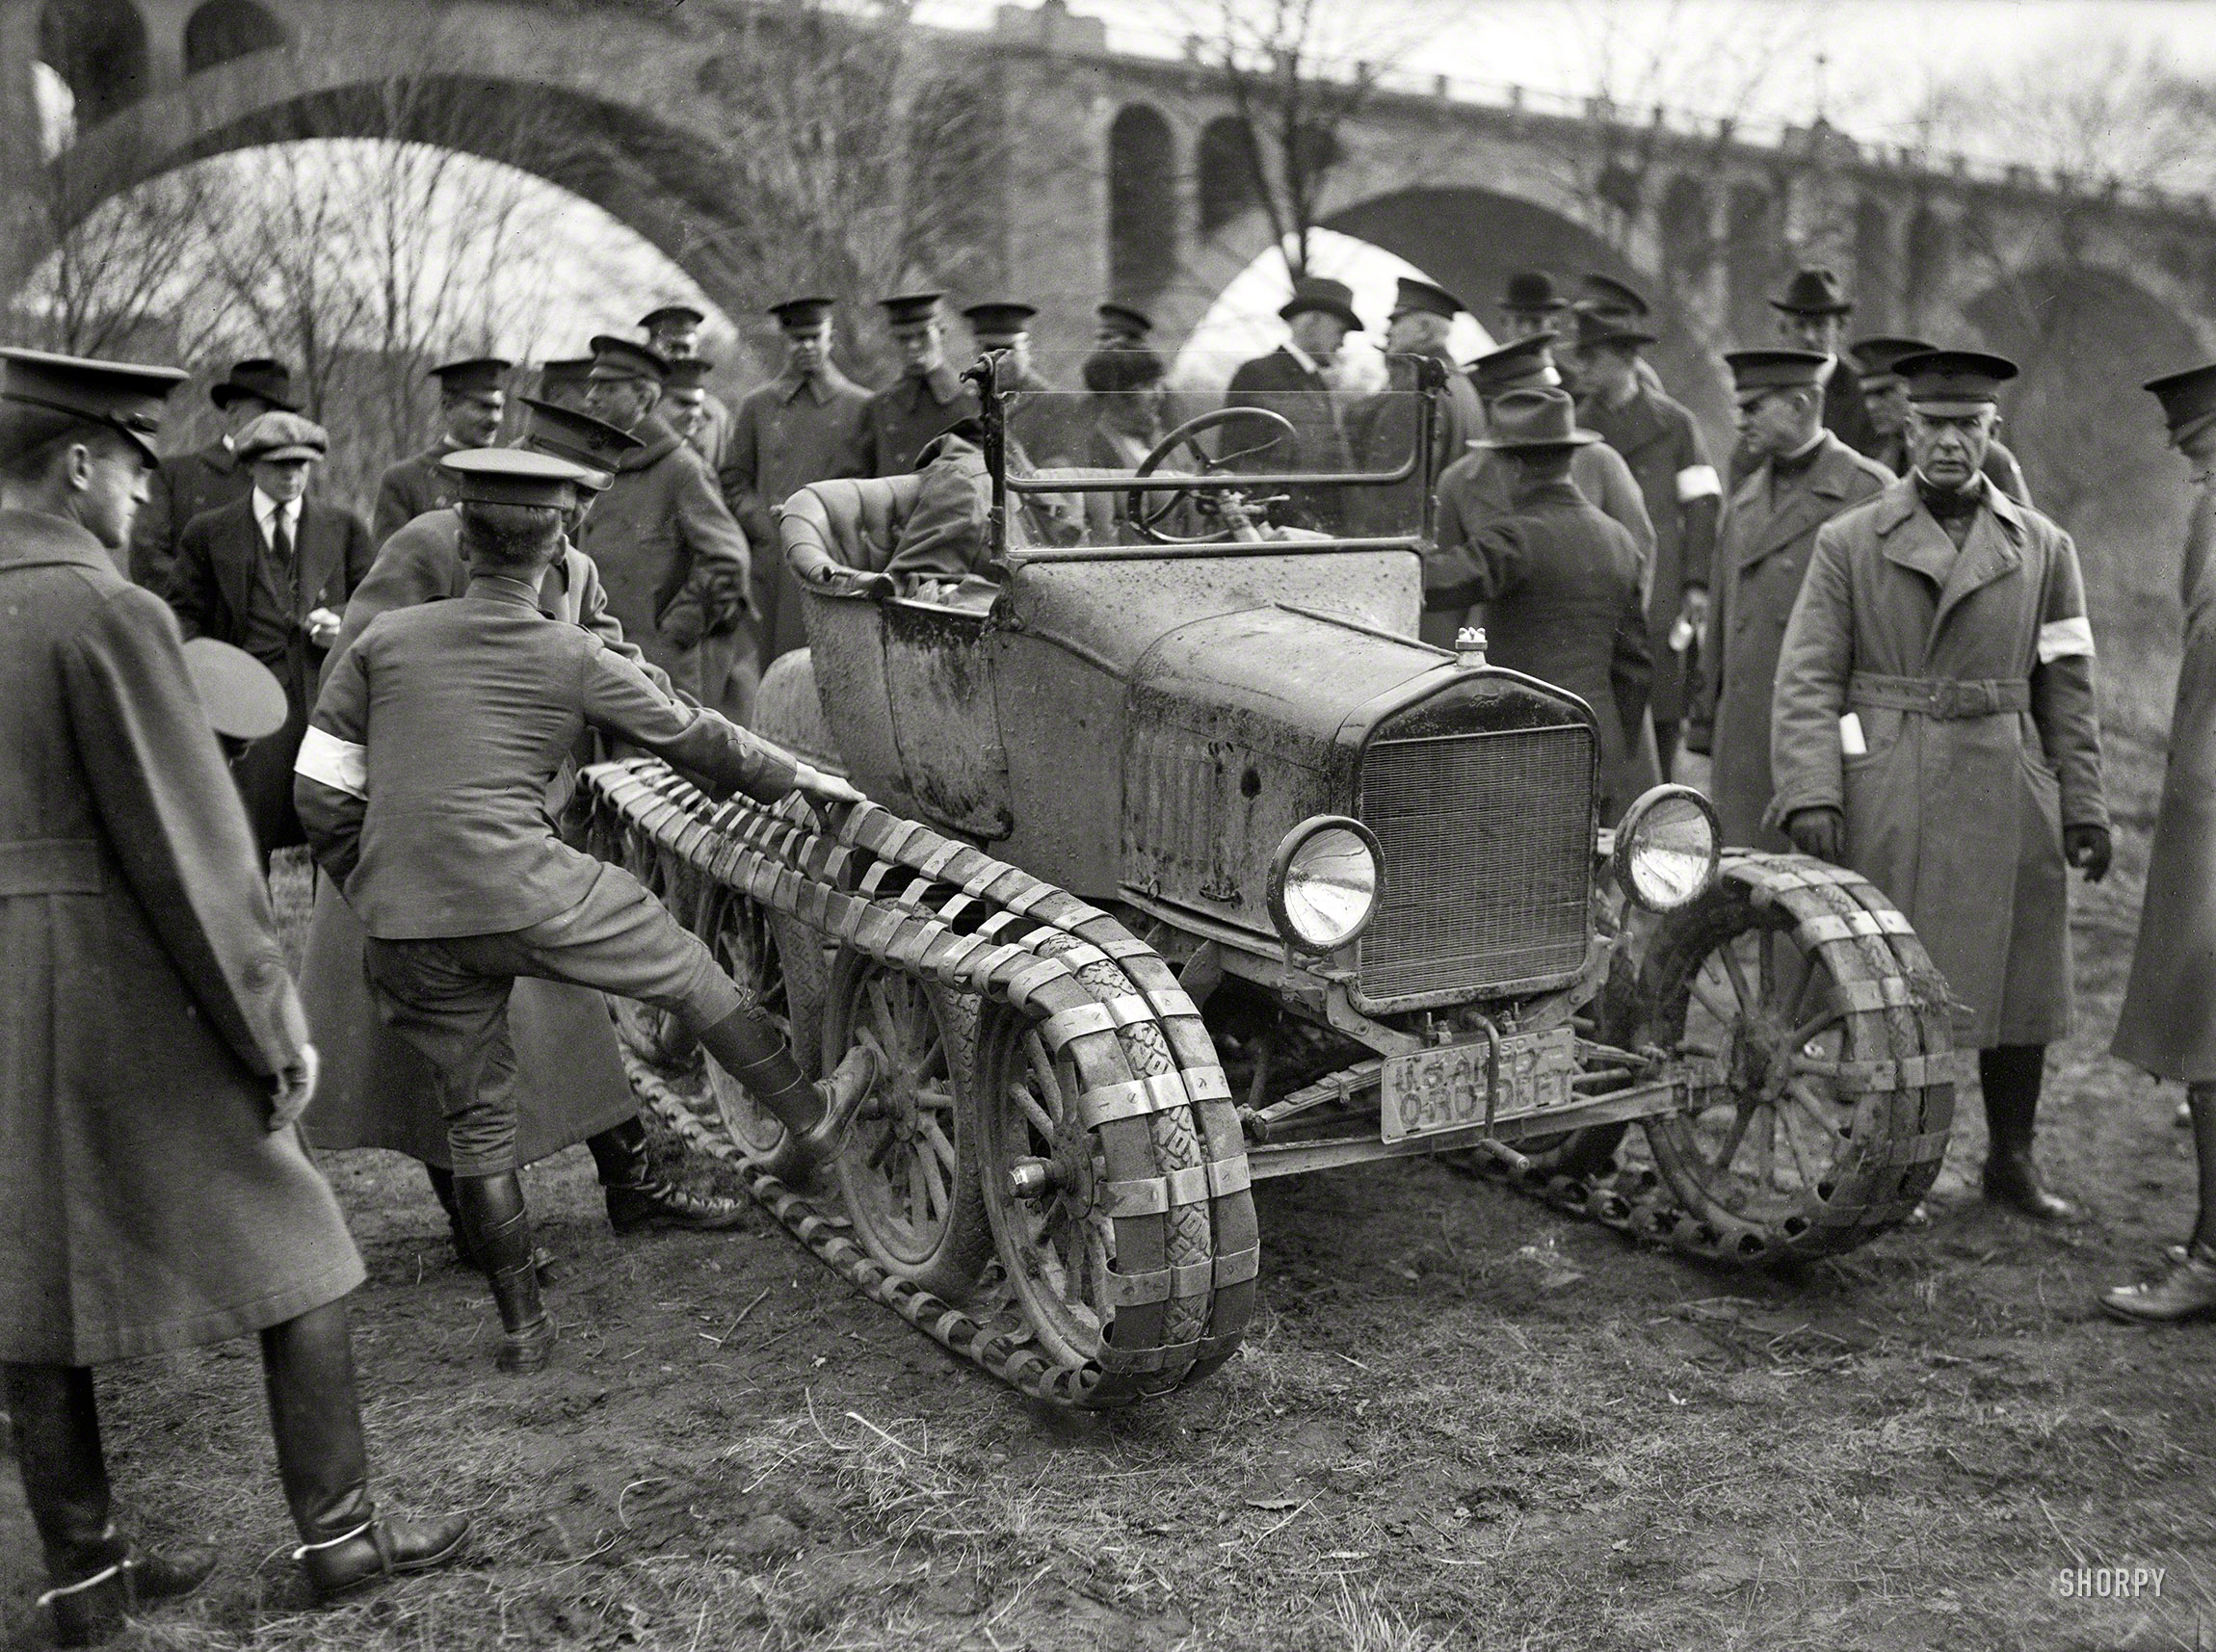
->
[1676, 464, 1722, 503]
[2037, 616, 2097, 663]
[294, 726, 368, 799]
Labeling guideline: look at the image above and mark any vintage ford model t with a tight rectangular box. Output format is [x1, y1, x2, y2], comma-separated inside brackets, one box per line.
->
[583, 354, 1956, 1408]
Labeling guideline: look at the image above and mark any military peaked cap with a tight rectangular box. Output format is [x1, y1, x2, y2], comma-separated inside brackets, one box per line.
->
[0, 347, 188, 465]
[639, 303, 706, 332]
[1475, 387, 1601, 450]
[1280, 275, 1363, 330]
[2145, 362, 2216, 440]
[663, 357, 714, 390]
[182, 637, 288, 741]
[1770, 267, 1854, 316]
[1575, 274, 1651, 321]
[1848, 335, 1938, 388]
[1893, 349, 2017, 409]
[1499, 271, 1570, 314]
[234, 410, 328, 464]
[536, 357, 595, 391]
[963, 301, 1038, 339]
[429, 356, 511, 396]
[770, 296, 836, 328]
[588, 335, 671, 383]
[1390, 276, 1464, 322]
[1096, 301, 1154, 339]
[1468, 333, 1559, 397]
[1570, 305, 1656, 352]
[519, 396, 639, 487]
[209, 357, 299, 413]
[1724, 349, 1830, 394]
[879, 292, 945, 327]
[440, 446, 597, 509]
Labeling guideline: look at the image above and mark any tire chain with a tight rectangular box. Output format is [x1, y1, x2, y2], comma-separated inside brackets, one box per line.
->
[581, 757, 1255, 1409]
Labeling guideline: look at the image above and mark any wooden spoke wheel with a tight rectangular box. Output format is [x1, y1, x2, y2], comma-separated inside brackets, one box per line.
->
[609, 837, 700, 1072]
[825, 954, 990, 1298]
[699, 894, 818, 1176]
[1631, 856, 1954, 1258]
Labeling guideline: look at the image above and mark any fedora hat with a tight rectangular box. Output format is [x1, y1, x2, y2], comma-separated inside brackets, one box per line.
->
[1476, 386, 1601, 450]
[1770, 267, 1854, 317]
[209, 357, 300, 413]
[1279, 275, 1363, 331]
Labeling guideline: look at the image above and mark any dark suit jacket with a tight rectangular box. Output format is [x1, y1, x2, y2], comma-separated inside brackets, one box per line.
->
[169, 494, 374, 853]
[1822, 354, 1879, 459]
[1224, 346, 1353, 533]
[128, 440, 253, 595]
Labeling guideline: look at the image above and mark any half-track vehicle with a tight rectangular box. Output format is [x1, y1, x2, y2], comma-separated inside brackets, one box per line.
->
[584, 354, 1957, 1408]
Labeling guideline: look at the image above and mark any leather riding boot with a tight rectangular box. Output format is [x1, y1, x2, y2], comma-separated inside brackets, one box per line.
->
[455, 1173, 554, 1372]
[587, 1116, 745, 1235]
[429, 1163, 558, 1284]
[2101, 1240, 2216, 1324]
[262, 1303, 470, 1599]
[696, 1006, 882, 1183]
[5, 1365, 216, 1646]
[1980, 1044, 2079, 1221]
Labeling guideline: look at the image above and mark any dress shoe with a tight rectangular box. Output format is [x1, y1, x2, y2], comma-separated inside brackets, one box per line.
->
[2100, 1243, 2216, 1324]
[591, 1117, 747, 1233]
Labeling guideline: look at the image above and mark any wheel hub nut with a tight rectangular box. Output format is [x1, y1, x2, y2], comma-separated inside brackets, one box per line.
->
[1009, 1159, 1059, 1200]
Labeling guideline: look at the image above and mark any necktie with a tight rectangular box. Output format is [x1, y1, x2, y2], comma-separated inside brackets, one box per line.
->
[271, 507, 297, 613]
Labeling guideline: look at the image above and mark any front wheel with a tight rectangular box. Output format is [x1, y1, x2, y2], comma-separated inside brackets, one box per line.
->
[1626, 853, 1955, 1262]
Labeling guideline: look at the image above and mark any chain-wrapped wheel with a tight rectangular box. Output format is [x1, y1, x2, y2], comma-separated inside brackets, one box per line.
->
[1629, 853, 1955, 1261]
[824, 951, 990, 1298]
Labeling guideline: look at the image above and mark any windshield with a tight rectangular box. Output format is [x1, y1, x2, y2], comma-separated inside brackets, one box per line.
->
[984, 351, 1438, 547]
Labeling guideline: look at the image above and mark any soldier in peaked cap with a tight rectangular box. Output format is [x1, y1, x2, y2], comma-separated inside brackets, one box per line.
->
[724, 296, 872, 666]
[2103, 362, 2216, 1323]
[535, 356, 596, 413]
[1567, 304, 1721, 769]
[1684, 348, 1892, 849]
[371, 356, 512, 546]
[1771, 348, 2108, 1222]
[1852, 335, 2031, 503]
[1498, 271, 1572, 342]
[581, 332, 753, 712]
[1225, 275, 1363, 533]
[663, 355, 715, 455]
[0, 349, 468, 1642]
[298, 447, 881, 1376]
[641, 302, 734, 471]
[1349, 275, 1484, 538]
[1095, 301, 1155, 348]
[1420, 386, 1653, 821]
[858, 292, 979, 478]
[966, 300, 1082, 466]
[128, 355, 300, 595]
[1771, 268, 1879, 458]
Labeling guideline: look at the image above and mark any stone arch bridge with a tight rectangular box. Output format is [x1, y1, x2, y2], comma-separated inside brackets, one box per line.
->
[8, 0, 2215, 411]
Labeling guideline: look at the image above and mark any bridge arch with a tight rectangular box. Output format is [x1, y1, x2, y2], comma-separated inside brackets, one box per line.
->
[1106, 102, 1177, 304]
[1196, 114, 1256, 236]
[38, 0, 151, 124]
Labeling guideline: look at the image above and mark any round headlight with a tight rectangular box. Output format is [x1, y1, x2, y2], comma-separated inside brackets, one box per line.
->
[1268, 816, 1382, 953]
[1613, 785, 1722, 912]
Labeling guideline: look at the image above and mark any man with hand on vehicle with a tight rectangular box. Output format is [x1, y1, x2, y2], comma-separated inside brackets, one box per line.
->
[297, 449, 880, 1376]
[1, 348, 467, 1646]
[1768, 349, 2107, 1222]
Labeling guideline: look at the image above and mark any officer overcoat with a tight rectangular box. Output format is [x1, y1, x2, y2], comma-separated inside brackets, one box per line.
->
[371, 440, 463, 546]
[723, 367, 871, 663]
[2114, 478, 2216, 1079]
[0, 511, 361, 1364]
[574, 413, 752, 704]
[299, 509, 642, 1166]
[1768, 478, 2106, 1046]
[1695, 433, 1891, 849]
[1348, 349, 1485, 539]
[857, 364, 977, 480]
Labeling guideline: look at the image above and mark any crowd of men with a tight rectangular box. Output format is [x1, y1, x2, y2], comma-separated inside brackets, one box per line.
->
[6, 255, 2216, 1646]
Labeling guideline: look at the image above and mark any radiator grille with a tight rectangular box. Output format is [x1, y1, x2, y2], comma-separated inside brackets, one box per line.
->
[1357, 724, 1595, 1002]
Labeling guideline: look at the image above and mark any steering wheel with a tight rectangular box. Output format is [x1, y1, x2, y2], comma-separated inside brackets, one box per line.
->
[1127, 406, 1299, 545]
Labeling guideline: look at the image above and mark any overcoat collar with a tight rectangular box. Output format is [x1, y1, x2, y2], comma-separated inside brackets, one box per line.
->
[1581, 381, 1672, 456]
[615, 414, 684, 471]
[1734, 432, 1860, 568]
[1869, 473, 2027, 635]
[890, 363, 963, 411]
[0, 509, 116, 574]
[776, 363, 863, 406]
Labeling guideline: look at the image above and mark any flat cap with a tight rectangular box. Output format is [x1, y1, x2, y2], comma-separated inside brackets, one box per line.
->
[963, 301, 1038, 339]
[1724, 348, 1830, 394]
[879, 292, 945, 327]
[1848, 335, 1938, 388]
[2145, 362, 2216, 440]
[439, 446, 598, 509]
[1895, 348, 2017, 409]
[1096, 301, 1154, 339]
[1499, 271, 1570, 314]
[1576, 274, 1651, 321]
[0, 347, 188, 465]
[770, 296, 836, 328]
[519, 396, 639, 486]
[588, 335, 671, 383]
[209, 357, 299, 413]
[639, 303, 705, 332]
[1475, 386, 1601, 450]
[1771, 267, 1853, 316]
[1468, 333, 1559, 397]
[1280, 275, 1363, 330]
[234, 409, 329, 464]
[1390, 275, 1464, 322]
[181, 637, 288, 741]
[429, 356, 511, 396]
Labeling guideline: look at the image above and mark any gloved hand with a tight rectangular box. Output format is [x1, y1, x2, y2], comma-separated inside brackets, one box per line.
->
[270, 1043, 321, 1133]
[660, 604, 705, 651]
[2064, 823, 2112, 882]
[1785, 806, 1845, 864]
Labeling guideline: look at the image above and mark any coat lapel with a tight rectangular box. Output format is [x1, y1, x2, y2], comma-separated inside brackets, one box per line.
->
[1930, 488, 2026, 636]
[1738, 438, 1855, 568]
[297, 503, 341, 614]
[215, 500, 259, 629]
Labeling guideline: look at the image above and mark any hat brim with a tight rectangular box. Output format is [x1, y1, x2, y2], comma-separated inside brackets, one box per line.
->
[1576, 327, 1657, 350]
[1280, 300, 1364, 331]
[1476, 429, 1603, 450]
[210, 383, 299, 414]
[181, 638, 289, 741]
[1768, 300, 1854, 317]
[239, 443, 322, 464]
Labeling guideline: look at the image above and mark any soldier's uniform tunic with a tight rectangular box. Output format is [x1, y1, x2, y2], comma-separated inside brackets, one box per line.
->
[371, 438, 465, 546]
[857, 364, 976, 480]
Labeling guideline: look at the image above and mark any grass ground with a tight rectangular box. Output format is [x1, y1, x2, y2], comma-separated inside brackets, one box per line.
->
[4, 711, 2212, 1652]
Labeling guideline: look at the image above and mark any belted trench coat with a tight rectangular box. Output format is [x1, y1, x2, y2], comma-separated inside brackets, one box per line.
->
[2113, 477, 2216, 1080]
[1, 511, 361, 1363]
[1768, 478, 2106, 1047]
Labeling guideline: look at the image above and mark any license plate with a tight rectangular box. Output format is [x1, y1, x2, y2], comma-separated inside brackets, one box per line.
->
[1381, 1026, 1578, 1143]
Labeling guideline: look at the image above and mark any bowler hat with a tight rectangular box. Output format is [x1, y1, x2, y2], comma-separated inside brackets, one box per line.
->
[2145, 362, 2216, 441]
[1770, 267, 1854, 317]
[520, 396, 639, 486]
[588, 336, 671, 383]
[439, 447, 597, 510]
[1475, 386, 1600, 450]
[209, 357, 300, 413]
[234, 410, 328, 464]
[1848, 335, 1937, 388]
[770, 296, 836, 328]
[0, 346, 188, 466]
[1390, 276, 1464, 322]
[1499, 271, 1570, 314]
[1724, 348, 1830, 395]
[429, 356, 511, 397]
[1280, 276, 1363, 331]
[181, 638, 288, 741]
[1468, 334, 1559, 398]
